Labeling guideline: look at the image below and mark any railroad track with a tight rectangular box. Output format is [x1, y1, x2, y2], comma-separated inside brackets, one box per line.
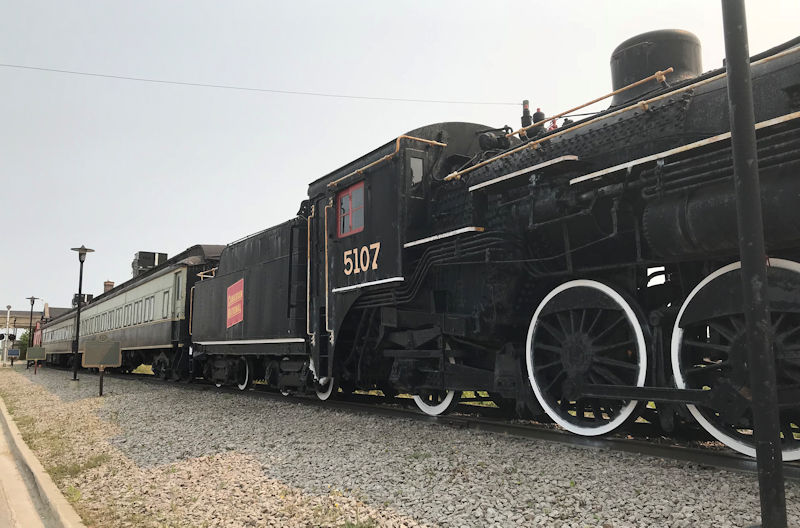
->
[66, 367, 800, 481]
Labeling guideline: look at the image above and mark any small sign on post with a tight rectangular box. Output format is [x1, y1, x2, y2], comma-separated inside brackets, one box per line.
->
[82, 338, 121, 397]
[26, 347, 46, 374]
[7, 348, 19, 367]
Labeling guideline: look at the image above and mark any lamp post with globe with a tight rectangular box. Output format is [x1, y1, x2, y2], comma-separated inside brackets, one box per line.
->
[70, 245, 94, 381]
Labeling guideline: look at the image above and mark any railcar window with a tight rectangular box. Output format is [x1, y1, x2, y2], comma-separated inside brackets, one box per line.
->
[410, 157, 424, 185]
[337, 181, 365, 237]
[163, 291, 170, 318]
[124, 305, 130, 326]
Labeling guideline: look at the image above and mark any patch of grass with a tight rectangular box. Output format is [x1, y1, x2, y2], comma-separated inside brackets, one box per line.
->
[460, 390, 499, 408]
[48, 461, 84, 481]
[84, 453, 111, 470]
[15, 415, 36, 428]
[131, 364, 153, 375]
[65, 485, 82, 503]
[48, 454, 111, 482]
[409, 451, 431, 460]
[340, 520, 378, 528]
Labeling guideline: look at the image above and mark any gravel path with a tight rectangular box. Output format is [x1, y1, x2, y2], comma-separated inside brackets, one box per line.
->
[1, 366, 799, 527]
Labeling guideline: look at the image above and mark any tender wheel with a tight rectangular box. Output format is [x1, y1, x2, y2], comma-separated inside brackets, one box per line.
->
[236, 356, 253, 391]
[315, 377, 336, 401]
[672, 259, 800, 460]
[413, 356, 461, 416]
[526, 279, 647, 436]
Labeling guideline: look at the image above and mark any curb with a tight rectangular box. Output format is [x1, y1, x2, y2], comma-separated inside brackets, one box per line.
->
[0, 396, 86, 528]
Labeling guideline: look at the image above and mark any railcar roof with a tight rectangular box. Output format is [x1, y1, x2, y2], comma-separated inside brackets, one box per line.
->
[43, 244, 225, 326]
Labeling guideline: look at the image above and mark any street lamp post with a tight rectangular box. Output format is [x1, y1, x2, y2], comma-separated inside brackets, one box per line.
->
[3, 305, 10, 366]
[70, 245, 94, 381]
[25, 296, 39, 368]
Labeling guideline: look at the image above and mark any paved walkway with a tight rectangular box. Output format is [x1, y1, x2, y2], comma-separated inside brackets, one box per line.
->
[0, 407, 46, 528]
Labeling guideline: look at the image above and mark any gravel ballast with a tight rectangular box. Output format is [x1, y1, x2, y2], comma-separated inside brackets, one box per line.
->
[1, 366, 798, 528]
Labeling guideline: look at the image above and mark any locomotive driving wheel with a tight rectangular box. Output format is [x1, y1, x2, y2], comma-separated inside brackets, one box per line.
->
[526, 280, 648, 436]
[672, 259, 800, 460]
[315, 377, 336, 401]
[412, 354, 461, 416]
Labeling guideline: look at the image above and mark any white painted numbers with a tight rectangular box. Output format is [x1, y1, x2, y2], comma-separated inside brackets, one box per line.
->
[343, 242, 381, 275]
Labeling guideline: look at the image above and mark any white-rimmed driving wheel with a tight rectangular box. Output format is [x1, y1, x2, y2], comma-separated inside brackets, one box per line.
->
[526, 279, 647, 436]
[413, 355, 461, 416]
[671, 259, 800, 460]
[236, 356, 253, 391]
[315, 377, 336, 401]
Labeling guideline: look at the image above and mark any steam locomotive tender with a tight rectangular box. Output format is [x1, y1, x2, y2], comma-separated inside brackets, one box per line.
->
[42, 30, 800, 461]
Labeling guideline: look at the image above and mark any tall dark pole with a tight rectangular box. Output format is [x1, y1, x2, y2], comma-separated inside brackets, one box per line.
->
[26, 297, 38, 348]
[72, 259, 84, 381]
[70, 245, 94, 382]
[25, 296, 38, 368]
[721, 2, 786, 527]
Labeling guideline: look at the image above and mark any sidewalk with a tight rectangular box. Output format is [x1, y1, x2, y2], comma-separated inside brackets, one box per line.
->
[0, 414, 46, 528]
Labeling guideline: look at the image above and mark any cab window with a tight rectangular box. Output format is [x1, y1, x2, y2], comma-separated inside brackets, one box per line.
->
[337, 182, 364, 237]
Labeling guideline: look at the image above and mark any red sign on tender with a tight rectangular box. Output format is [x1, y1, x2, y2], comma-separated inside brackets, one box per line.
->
[226, 279, 244, 328]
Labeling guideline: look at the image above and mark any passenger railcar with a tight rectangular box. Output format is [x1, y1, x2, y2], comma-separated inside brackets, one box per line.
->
[41, 245, 223, 375]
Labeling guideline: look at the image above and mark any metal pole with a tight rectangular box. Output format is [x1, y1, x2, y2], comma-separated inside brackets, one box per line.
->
[26, 296, 37, 368]
[72, 259, 84, 381]
[721, 1, 787, 526]
[99, 368, 104, 396]
[3, 305, 10, 367]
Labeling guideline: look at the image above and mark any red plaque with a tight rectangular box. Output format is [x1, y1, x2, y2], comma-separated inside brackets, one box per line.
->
[226, 279, 244, 328]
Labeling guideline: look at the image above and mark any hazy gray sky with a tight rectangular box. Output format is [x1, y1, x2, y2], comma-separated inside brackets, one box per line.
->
[1, 0, 798, 320]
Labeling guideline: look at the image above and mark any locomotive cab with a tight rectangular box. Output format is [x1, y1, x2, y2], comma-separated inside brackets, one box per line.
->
[304, 123, 489, 382]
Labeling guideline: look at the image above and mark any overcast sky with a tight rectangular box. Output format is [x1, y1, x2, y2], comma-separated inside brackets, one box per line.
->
[1, 0, 798, 323]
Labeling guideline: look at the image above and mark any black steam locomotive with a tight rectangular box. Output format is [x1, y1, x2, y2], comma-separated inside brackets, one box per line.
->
[42, 30, 800, 460]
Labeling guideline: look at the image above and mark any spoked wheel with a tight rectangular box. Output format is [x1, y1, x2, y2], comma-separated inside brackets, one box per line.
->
[236, 356, 253, 391]
[413, 356, 461, 416]
[672, 259, 800, 460]
[315, 377, 336, 401]
[526, 279, 647, 436]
